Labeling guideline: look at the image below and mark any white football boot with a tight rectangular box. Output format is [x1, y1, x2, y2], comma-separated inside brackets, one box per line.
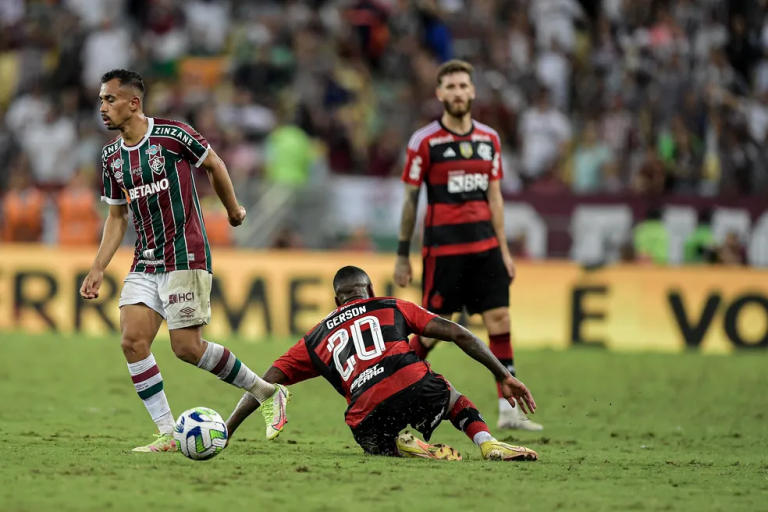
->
[497, 399, 543, 431]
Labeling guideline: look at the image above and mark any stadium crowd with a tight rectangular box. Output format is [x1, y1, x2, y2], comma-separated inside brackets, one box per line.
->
[0, 0, 762, 264]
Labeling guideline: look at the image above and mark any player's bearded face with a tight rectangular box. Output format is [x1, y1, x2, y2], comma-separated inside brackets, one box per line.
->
[443, 97, 472, 118]
[437, 73, 474, 119]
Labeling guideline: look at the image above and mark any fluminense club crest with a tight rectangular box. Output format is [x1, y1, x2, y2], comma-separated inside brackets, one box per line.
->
[110, 159, 124, 183]
[146, 144, 165, 174]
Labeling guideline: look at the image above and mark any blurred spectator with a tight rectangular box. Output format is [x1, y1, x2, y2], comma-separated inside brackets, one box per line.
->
[634, 147, 667, 195]
[535, 39, 571, 110]
[81, 17, 135, 92]
[529, 0, 585, 54]
[1, 166, 45, 243]
[183, 0, 231, 56]
[633, 207, 669, 265]
[271, 225, 304, 250]
[416, 0, 452, 63]
[6, 80, 49, 133]
[718, 231, 747, 266]
[367, 128, 401, 177]
[56, 171, 100, 246]
[684, 209, 716, 264]
[264, 115, 314, 187]
[340, 227, 377, 252]
[348, 0, 392, 68]
[725, 14, 760, 85]
[20, 106, 78, 190]
[518, 87, 571, 182]
[571, 120, 614, 194]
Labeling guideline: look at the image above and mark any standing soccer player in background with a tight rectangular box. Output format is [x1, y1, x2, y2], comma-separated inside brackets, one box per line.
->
[394, 60, 543, 431]
[80, 69, 290, 452]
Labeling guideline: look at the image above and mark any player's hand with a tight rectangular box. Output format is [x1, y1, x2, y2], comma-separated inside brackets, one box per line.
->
[80, 268, 104, 300]
[394, 256, 412, 287]
[499, 375, 536, 415]
[228, 206, 246, 227]
[502, 251, 516, 282]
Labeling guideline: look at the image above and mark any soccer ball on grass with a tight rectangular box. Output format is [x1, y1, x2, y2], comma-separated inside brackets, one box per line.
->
[174, 407, 228, 461]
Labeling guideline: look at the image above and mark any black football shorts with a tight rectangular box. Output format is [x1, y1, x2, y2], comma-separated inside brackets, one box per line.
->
[350, 371, 451, 456]
[422, 247, 511, 316]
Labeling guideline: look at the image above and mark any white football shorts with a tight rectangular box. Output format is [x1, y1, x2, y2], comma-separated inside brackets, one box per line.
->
[119, 269, 212, 330]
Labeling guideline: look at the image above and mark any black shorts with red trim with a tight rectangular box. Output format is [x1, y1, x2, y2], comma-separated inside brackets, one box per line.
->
[422, 247, 510, 316]
[349, 371, 451, 456]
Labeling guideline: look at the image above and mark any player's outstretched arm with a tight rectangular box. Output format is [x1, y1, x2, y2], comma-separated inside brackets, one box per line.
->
[200, 148, 246, 227]
[226, 367, 288, 437]
[421, 317, 536, 414]
[394, 184, 420, 287]
[80, 204, 129, 300]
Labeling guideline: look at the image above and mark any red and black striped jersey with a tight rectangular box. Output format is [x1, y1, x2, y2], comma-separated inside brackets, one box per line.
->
[272, 297, 438, 428]
[101, 117, 212, 274]
[402, 120, 503, 257]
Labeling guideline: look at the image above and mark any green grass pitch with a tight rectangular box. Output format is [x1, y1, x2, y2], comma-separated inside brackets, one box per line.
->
[1, 333, 766, 511]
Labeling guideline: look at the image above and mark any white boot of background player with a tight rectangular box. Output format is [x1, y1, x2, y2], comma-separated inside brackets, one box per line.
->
[497, 398, 543, 431]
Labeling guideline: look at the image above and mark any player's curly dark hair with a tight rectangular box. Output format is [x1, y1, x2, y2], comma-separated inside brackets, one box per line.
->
[100, 69, 145, 96]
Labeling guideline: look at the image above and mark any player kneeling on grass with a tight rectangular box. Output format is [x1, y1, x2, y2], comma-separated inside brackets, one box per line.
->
[225, 266, 539, 461]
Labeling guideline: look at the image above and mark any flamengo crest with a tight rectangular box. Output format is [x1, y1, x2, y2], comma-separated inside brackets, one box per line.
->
[477, 142, 493, 161]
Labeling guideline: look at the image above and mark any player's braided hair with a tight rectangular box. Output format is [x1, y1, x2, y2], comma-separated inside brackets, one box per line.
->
[100, 69, 145, 96]
[436, 60, 474, 85]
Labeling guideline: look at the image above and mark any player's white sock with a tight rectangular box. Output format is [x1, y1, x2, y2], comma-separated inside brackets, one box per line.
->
[473, 431, 495, 446]
[499, 397, 515, 413]
[197, 341, 275, 400]
[127, 354, 175, 435]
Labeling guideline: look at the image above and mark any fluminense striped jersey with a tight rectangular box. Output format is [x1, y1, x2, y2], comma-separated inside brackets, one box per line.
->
[101, 117, 212, 274]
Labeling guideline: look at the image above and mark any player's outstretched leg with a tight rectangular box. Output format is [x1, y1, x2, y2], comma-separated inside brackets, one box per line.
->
[448, 394, 538, 461]
[121, 305, 178, 453]
[483, 308, 543, 431]
[170, 329, 290, 441]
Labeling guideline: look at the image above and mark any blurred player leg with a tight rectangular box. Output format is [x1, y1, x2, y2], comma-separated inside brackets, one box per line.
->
[409, 314, 452, 359]
[483, 307, 543, 431]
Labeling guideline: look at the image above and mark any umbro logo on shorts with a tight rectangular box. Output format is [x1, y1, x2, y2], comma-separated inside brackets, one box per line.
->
[180, 307, 196, 318]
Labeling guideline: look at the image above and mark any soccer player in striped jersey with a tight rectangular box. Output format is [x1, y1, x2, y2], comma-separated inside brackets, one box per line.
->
[225, 266, 539, 461]
[394, 60, 543, 431]
[79, 69, 289, 452]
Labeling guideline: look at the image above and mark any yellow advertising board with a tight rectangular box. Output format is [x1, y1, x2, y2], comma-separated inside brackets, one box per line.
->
[0, 245, 766, 353]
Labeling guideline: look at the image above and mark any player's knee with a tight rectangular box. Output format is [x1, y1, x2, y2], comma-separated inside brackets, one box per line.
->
[483, 307, 509, 332]
[120, 333, 151, 359]
[170, 332, 205, 364]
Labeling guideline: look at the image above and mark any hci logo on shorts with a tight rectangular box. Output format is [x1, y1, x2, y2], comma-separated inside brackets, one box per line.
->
[169, 292, 195, 305]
